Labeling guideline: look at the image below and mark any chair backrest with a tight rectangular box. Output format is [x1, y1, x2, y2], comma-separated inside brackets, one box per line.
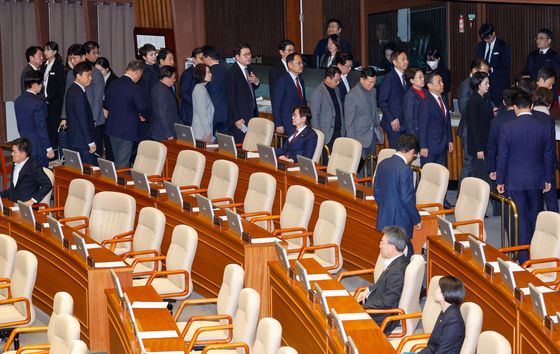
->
[40, 167, 54, 205]
[242, 118, 275, 151]
[476, 331, 511, 354]
[530, 211, 560, 274]
[207, 159, 239, 201]
[132, 207, 166, 265]
[47, 292, 74, 343]
[89, 192, 136, 243]
[416, 163, 450, 209]
[399, 255, 425, 335]
[460, 302, 483, 354]
[166, 225, 198, 298]
[326, 137, 362, 175]
[244, 172, 276, 227]
[422, 276, 443, 333]
[217, 264, 245, 318]
[171, 150, 206, 187]
[372, 148, 396, 181]
[63, 179, 95, 228]
[279, 185, 314, 245]
[232, 288, 261, 349]
[252, 317, 282, 354]
[312, 128, 325, 163]
[10, 250, 37, 324]
[312, 200, 346, 273]
[373, 253, 386, 283]
[277, 347, 298, 354]
[132, 140, 167, 176]
[455, 177, 490, 239]
[49, 314, 81, 354]
[68, 340, 89, 354]
[0, 234, 17, 279]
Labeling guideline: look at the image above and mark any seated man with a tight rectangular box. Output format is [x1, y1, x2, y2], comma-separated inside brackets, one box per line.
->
[356, 225, 409, 335]
[1, 138, 52, 205]
[275, 105, 318, 162]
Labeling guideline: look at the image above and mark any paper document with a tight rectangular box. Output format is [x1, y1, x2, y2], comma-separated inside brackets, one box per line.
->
[137, 330, 179, 339]
[206, 144, 219, 149]
[42, 222, 50, 228]
[307, 274, 331, 281]
[419, 211, 430, 216]
[246, 152, 259, 159]
[487, 261, 525, 273]
[156, 188, 166, 194]
[250, 237, 277, 244]
[365, 196, 375, 201]
[322, 290, 350, 297]
[327, 176, 338, 182]
[126, 180, 135, 186]
[71, 243, 101, 250]
[338, 313, 371, 321]
[287, 167, 300, 172]
[520, 286, 555, 296]
[132, 301, 169, 309]
[94, 261, 127, 268]
[89, 166, 100, 171]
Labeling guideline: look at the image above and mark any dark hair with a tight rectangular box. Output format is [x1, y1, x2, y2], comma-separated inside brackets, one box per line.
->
[191, 47, 204, 58]
[383, 42, 397, 53]
[139, 44, 156, 58]
[361, 67, 377, 79]
[512, 90, 533, 108]
[233, 42, 251, 57]
[425, 47, 441, 61]
[286, 52, 301, 64]
[95, 57, 112, 70]
[202, 45, 220, 60]
[44, 41, 59, 55]
[126, 60, 144, 72]
[193, 63, 209, 83]
[13, 138, 32, 157]
[537, 28, 554, 41]
[502, 88, 517, 107]
[279, 39, 295, 51]
[479, 23, 495, 39]
[382, 226, 407, 252]
[73, 61, 92, 77]
[533, 87, 553, 107]
[390, 49, 406, 63]
[157, 48, 173, 64]
[326, 34, 341, 52]
[404, 67, 422, 83]
[425, 71, 442, 85]
[159, 65, 176, 79]
[396, 133, 420, 154]
[470, 58, 489, 71]
[325, 66, 341, 79]
[469, 71, 489, 91]
[83, 41, 100, 54]
[438, 276, 465, 305]
[25, 46, 43, 62]
[327, 18, 342, 30]
[23, 70, 43, 89]
[67, 44, 85, 57]
[294, 105, 312, 127]
[334, 52, 353, 66]
[517, 77, 536, 95]
[537, 67, 557, 82]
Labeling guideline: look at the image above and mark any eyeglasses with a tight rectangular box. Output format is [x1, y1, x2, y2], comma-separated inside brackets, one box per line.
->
[536, 36, 550, 41]
[291, 61, 304, 66]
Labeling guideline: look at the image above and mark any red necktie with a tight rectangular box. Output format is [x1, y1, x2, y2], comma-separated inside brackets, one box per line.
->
[438, 96, 446, 118]
[289, 130, 299, 145]
[295, 77, 303, 99]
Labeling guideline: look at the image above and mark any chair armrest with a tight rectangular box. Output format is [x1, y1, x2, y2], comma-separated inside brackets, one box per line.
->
[297, 243, 340, 271]
[180, 314, 232, 339]
[451, 219, 484, 241]
[36, 206, 64, 215]
[32, 203, 50, 211]
[15, 344, 51, 354]
[2, 326, 49, 352]
[498, 244, 530, 254]
[367, 308, 406, 338]
[130, 256, 166, 277]
[149, 176, 171, 183]
[430, 209, 455, 215]
[352, 286, 368, 301]
[147, 175, 162, 181]
[272, 226, 306, 236]
[380, 312, 422, 336]
[0, 297, 31, 327]
[179, 184, 199, 191]
[416, 203, 443, 211]
[182, 188, 208, 195]
[59, 216, 89, 229]
[202, 342, 249, 354]
[211, 197, 235, 206]
[116, 168, 131, 173]
[239, 211, 270, 219]
[337, 268, 375, 282]
[395, 333, 431, 353]
[100, 237, 133, 252]
[278, 231, 313, 253]
[122, 249, 159, 260]
[250, 214, 279, 232]
[353, 175, 372, 184]
[411, 342, 429, 352]
[146, 269, 190, 298]
[174, 298, 219, 321]
[523, 257, 560, 268]
[186, 324, 234, 352]
[217, 202, 243, 210]
[316, 165, 327, 170]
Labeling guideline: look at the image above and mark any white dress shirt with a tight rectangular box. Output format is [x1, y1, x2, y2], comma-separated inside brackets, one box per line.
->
[485, 38, 496, 64]
[13, 157, 29, 187]
[43, 59, 55, 97]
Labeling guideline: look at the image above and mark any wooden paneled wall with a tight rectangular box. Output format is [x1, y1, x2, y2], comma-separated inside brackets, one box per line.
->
[322, 0, 361, 63]
[135, 0, 173, 29]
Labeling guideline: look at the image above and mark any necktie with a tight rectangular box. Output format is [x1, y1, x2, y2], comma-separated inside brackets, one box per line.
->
[402, 74, 407, 89]
[295, 77, 303, 99]
[540, 50, 546, 55]
[438, 96, 446, 119]
[245, 68, 254, 98]
[289, 129, 299, 145]
[485, 43, 491, 64]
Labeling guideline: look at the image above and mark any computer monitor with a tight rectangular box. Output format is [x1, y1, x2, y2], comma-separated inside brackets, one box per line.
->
[297, 155, 318, 182]
[164, 181, 183, 208]
[17, 200, 35, 227]
[468, 235, 486, 268]
[295, 260, 311, 292]
[130, 170, 151, 195]
[314, 283, 330, 316]
[497, 257, 516, 293]
[217, 133, 237, 156]
[347, 336, 359, 354]
[63, 149, 83, 172]
[47, 215, 65, 245]
[110, 269, 124, 301]
[98, 158, 118, 183]
[332, 309, 348, 344]
[437, 216, 455, 245]
[72, 232, 89, 260]
[529, 283, 548, 320]
[226, 209, 244, 236]
[274, 240, 290, 271]
[257, 143, 277, 168]
[336, 169, 356, 196]
[175, 123, 195, 145]
[195, 194, 214, 220]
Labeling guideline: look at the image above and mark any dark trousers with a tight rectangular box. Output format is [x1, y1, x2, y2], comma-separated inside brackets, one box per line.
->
[458, 134, 474, 185]
[543, 174, 559, 212]
[110, 136, 134, 169]
[73, 147, 96, 166]
[507, 189, 543, 263]
[420, 151, 448, 167]
[385, 128, 402, 149]
[46, 104, 61, 150]
[94, 124, 114, 161]
[32, 153, 49, 168]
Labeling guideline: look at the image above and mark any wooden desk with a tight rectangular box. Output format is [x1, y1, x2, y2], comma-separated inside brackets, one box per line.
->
[427, 235, 560, 353]
[106, 285, 188, 353]
[268, 258, 396, 354]
[1, 201, 132, 352]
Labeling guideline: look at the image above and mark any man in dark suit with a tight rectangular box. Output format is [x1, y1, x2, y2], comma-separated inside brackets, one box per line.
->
[334, 52, 353, 106]
[487, 88, 516, 182]
[137, 44, 159, 139]
[179, 47, 204, 126]
[379, 50, 409, 148]
[20, 46, 43, 94]
[476, 23, 511, 106]
[65, 62, 96, 165]
[524, 28, 560, 80]
[203, 46, 230, 135]
[104, 60, 149, 169]
[374, 134, 422, 253]
[268, 39, 295, 97]
[497, 91, 554, 263]
[272, 52, 307, 137]
[150, 66, 180, 141]
[15, 71, 54, 168]
[42, 41, 66, 154]
[418, 73, 453, 167]
[275, 105, 317, 162]
[312, 18, 351, 68]
[1, 138, 52, 204]
[227, 43, 260, 143]
[357, 226, 410, 335]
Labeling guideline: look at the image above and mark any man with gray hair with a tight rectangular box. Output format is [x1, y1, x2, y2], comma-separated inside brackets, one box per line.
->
[356, 225, 409, 335]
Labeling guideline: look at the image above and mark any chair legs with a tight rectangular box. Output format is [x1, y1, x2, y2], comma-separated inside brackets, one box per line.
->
[0, 329, 18, 349]
[165, 299, 177, 315]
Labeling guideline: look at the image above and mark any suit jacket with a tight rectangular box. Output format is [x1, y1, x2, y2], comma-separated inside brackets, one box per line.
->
[312, 37, 351, 68]
[43, 57, 66, 120]
[150, 81, 180, 141]
[137, 63, 159, 119]
[476, 38, 511, 104]
[337, 77, 351, 107]
[104, 76, 149, 142]
[465, 93, 493, 156]
[497, 113, 554, 190]
[20, 64, 40, 94]
[532, 109, 557, 179]
[419, 304, 465, 354]
[374, 155, 421, 237]
[0, 158, 52, 203]
[268, 60, 288, 97]
[418, 93, 452, 154]
[14, 92, 52, 157]
[456, 76, 473, 137]
[402, 88, 426, 137]
[206, 63, 230, 134]
[179, 66, 196, 125]
[311, 82, 344, 143]
[487, 109, 516, 173]
[105, 72, 119, 91]
[379, 69, 406, 131]
[271, 72, 307, 136]
[524, 48, 560, 80]
[227, 63, 259, 143]
[275, 126, 317, 162]
[363, 255, 409, 334]
[65, 83, 95, 151]
[344, 84, 379, 148]
[64, 68, 105, 126]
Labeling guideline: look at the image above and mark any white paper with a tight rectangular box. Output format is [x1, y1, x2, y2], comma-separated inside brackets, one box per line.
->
[552, 316, 559, 323]
[338, 313, 371, 321]
[365, 196, 375, 201]
[419, 211, 430, 216]
[520, 286, 555, 295]
[94, 261, 127, 268]
[287, 167, 300, 172]
[10, 206, 19, 212]
[89, 166, 100, 171]
[327, 176, 338, 182]
[145, 352, 185, 354]
[459, 241, 486, 248]
[246, 152, 259, 159]
[322, 290, 350, 297]
[205, 144, 219, 149]
[219, 215, 228, 221]
[132, 301, 169, 309]
[137, 330, 179, 339]
[42, 222, 50, 228]
[250, 237, 277, 244]
[126, 180, 135, 186]
[191, 207, 200, 213]
[240, 124, 248, 133]
[307, 274, 331, 281]
[71, 243, 101, 250]
[487, 261, 525, 273]
[156, 188, 167, 194]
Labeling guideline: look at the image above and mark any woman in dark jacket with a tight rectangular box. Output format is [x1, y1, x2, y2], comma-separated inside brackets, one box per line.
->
[95, 57, 119, 91]
[402, 67, 426, 137]
[43, 41, 66, 152]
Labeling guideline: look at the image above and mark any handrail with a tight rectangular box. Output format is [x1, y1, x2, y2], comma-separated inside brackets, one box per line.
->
[490, 191, 519, 258]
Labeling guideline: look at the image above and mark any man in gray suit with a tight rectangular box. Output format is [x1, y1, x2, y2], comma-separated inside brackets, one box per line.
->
[344, 67, 380, 176]
[150, 66, 180, 141]
[310, 66, 343, 162]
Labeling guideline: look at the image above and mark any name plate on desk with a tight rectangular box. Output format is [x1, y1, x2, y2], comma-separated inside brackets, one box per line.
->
[545, 316, 556, 331]
[83, 166, 95, 175]
[289, 267, 297, 281]
[3, 206, 12, 216]
[356, 189, 366, 200]
[183, 201, 192, 211]
[150, 188, 160, 198]
[241, 231, 251, 243]
[308, 289, 317, 304]
[484, 262, 495, 277]
[453, 241, 465, 254]
[317, 175, 328, 185]
[277, 162, 287, 171]
[62, 238, 71, 249]
[213, 215, 223, 227]
[117, 176, 126, 186]
[87, 256, 95, 268]
[195, 140, 206, 149]
[237, 150, 248, 159]
[514, 287, 524, 302]
[35, 221, 46, 232]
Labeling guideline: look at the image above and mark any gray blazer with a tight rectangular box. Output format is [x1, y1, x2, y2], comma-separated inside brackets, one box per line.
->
[63, 67, 105, 126]
[192, 83, 215, 141]
[344, 84, 380, 149]
[310, 82, 344, 143]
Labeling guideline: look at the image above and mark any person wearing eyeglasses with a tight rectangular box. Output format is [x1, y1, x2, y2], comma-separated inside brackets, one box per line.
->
[524, 28, 560, 80]
[334, 52, 353, 105]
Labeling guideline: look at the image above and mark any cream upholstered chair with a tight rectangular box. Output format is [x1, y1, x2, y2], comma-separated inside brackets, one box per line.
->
[175, 264, 245, 342]
[0, 251, 37, 330]
[499, 211, 560, 286]
[476, 331, 511, 354]
[458, 302, 483, 354]
[0, 235, 17, 299]
[46, 314, 82, 354]
[102, 207, 166, 275]
[312, 129, 325, 163]
[286, 200, 346, 273]
[151, 150, 206, 192]
[277, 347, 298, 354]
[38, 179, 95, 228]
[323, 137, 362, 175]
[117, 140, 167, 177]
[242, 118, 275, 151]
[251, 185, 314, 250]
[184, 159, 239, 206]
[184, 288, 260, 352]
[2, 291, 73, 354]
[416, 163, 450, 212]
[68, 340, 89, 354]
[38, 168, 54, 205]
[133, 225, 198, 301]
[372, 148, 396, 182]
